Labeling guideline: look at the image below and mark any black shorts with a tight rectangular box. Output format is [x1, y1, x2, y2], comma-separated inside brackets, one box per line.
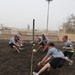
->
[9, 43, 15, 48]
[49, 58, 66, 69]
[39, 41, 46, 47]
[64, 51, 73, 59]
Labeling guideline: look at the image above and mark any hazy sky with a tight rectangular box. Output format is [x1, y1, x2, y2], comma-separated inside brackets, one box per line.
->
[0, 0, 75, 30]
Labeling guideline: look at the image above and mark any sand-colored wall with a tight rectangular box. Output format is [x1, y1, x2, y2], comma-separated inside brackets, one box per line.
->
[0, 34, 58, 41]
[0, 30, 18, 34]
[0, 30, 75, 42]
[0, 30, 58, 41]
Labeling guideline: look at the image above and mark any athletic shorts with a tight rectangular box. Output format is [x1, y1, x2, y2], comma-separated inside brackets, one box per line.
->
[9, 43, 15, 48]
[49, 58, 66, 69]
[39, 41, 46, 47]
[64, 51, 74, 59]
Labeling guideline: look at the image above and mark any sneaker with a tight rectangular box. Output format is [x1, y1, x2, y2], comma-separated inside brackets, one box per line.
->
[69, 60, 73, 66]
[33, 72, 38, 75]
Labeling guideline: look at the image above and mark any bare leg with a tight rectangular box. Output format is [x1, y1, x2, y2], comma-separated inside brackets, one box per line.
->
[19, 40, 23, 46]
[38, 63, 51, 75]
[16, 42, 21, 48]
[65, 57, 73, 65]
[65, 57, 72, 62]
[47, 67, 51, 72]
[13, 46, 20, 53]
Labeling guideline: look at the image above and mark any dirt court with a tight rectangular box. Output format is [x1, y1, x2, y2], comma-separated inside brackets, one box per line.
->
[0, 40, 75, 75]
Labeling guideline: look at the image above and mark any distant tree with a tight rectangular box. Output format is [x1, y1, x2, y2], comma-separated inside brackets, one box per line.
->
[62, 14, 75, 34]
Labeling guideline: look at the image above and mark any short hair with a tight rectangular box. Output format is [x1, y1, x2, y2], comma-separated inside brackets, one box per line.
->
[48, 42, 55, 47]
[64, 35, 68, 39]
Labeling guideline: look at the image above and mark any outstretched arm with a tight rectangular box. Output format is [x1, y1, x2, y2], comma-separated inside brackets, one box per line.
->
[38, 55, 49, 66]
[63, 45, 73, 50]
[45, 56, 52, 64]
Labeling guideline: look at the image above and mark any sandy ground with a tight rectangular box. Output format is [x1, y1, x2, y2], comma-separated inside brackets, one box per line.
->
[0, 40, 75, 75]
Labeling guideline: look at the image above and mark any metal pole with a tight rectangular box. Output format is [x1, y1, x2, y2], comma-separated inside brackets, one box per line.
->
[33, 19, 35, 41]
[46, 1, 50, 36]
[46, 0, 53, 36]
[30, 19, 35, 75]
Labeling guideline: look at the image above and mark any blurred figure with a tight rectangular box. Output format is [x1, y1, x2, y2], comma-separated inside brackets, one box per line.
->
[33, 42, 66, 75]
[62, 35, 74, 65]
[9, 35, 23, 53]
[35, 35, 42, 43]
[17, 33, 24, 47]
[36, 34, 49, 52]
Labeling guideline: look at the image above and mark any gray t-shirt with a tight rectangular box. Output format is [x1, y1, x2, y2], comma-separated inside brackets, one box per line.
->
[45, 36, 49, 44]
[47, 47, 65, 59]
[37, 36, 42, 41]
[64, 40, 74, 52]
[40, 36, 49, 44]
[9, 37, 15, 44]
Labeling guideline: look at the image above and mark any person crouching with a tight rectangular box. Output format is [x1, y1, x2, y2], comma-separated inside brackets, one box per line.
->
[9, 35, 22, 53]
[33, 42, 66, 75]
